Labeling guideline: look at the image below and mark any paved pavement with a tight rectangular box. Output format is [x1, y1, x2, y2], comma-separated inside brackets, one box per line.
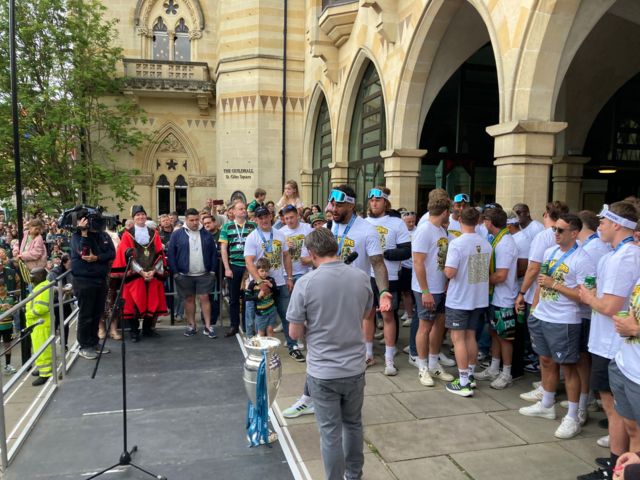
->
[271, 325, 608, 480]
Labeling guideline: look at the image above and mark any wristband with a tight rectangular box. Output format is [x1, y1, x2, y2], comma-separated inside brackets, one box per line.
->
[379, 289, 389, 297]
[421, 289, 430, 294]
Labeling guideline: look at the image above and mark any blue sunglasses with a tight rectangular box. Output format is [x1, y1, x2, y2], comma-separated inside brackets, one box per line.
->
[328, 189, 355, 204]
[367, 188, 389, 200]
[453, 193, 470, 204]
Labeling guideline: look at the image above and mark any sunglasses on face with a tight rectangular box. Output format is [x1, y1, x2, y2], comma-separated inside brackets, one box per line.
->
[328, 189, 355, 204]
[401, 211, 416, 217]
[453, 193, 470, 204]
[367, 188, 389, 200]
[551, 226, 572, 234]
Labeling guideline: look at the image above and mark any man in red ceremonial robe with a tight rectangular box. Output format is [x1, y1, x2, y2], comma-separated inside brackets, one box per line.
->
[111, 205, 167, 341]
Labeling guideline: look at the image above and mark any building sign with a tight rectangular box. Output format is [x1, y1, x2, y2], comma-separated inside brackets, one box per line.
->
[223, 168, 254, 180]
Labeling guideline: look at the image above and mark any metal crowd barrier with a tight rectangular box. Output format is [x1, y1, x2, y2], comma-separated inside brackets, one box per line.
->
[0, 270, 78, 471]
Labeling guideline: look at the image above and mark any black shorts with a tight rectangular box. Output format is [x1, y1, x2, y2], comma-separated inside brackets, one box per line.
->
[370, 278, 399, 311]
[398, 267, 412, 292]
[591, 353, 612, 393]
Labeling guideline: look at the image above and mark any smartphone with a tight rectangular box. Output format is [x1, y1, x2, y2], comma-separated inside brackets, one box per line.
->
[81, 246, 90, 256]
[212, 199, 224, 206]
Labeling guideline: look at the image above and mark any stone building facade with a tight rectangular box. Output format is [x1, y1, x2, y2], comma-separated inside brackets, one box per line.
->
[105, 0, 640, 218]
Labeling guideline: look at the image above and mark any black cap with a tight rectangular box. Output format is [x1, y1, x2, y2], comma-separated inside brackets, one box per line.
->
[131, 205, 146, 217]
[253, 206, 271, 217]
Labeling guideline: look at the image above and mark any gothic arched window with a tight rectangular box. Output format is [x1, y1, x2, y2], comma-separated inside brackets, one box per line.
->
[152, 17, 169, 60]
[174, 18, 191, 61]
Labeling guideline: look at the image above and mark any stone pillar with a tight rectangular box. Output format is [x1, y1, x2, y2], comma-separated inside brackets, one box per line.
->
[330, 164, 350, 187]
[486, 121, 567, 220]
[552, 156, 589, 211]
[381, 149, 426, 211]
[299, 168, 313, 206]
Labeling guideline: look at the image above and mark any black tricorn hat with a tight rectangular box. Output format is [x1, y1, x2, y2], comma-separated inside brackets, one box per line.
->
[131, 205, 147, 217]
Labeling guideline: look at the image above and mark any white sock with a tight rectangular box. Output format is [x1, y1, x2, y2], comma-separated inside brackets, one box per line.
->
[459, 369, 470, 387]
[490, 357, 501, 372]
[541, 389, 556, 409]
[567, 401, 579, 421]
[365, 342, 373, 358]
[385, 345, 396, 361]
[428, 354, 439, 370]
[300, 394, 311, 404]
[502, 364, 512, 377]
[468, 364, 476, 376]
[417, 357, 427, 370]
[579, 393, 589, 411]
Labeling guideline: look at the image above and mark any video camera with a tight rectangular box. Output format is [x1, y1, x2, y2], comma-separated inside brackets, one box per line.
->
[58, 205, 118, 232]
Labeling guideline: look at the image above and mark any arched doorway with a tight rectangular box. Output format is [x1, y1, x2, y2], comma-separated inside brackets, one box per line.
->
[417, 43, 498, 215]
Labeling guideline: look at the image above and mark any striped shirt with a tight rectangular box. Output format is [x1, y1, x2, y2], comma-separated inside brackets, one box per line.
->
[219, 221, 257, 267]
[0, 295, 15, 331]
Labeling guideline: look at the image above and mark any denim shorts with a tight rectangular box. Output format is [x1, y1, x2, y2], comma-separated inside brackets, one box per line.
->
[255, 310, 277, 332]
[413, 291, 445, 322]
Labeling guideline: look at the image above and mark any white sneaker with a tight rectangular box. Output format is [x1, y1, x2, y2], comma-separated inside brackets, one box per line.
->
[384, 359, 398, 376]
[402, 318, 412, 327]
[377, 338, 386, 345]
[3, 364, 16, 375]
[419, 367, 434, 387]
[474, 368, 500, 381]
[408, 355, 419, 368]
[273, 323, 283, 333]
[400, 312, 409, 321]
[597, 435, 610, 448]
[555, 415, 581, 439]
[532, 380, 541, 389]
[578, 408, 588, 426]
[490, 372, 513, 390]
[438, 352, 456, 367]
[429, 364, 454, 382]
[282, 398, 315, 418]
[402, 345, 411, 354]
[297, 341, 305, 351]
[519, 401, 556, 420]
[374, 331, 384, 340]
[520, 386, 544, 402]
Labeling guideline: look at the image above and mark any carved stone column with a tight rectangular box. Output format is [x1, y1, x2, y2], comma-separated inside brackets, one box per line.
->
[381, 148, 427, 211]
[487, 121, 567, 220]
[552, 156, 589, 211]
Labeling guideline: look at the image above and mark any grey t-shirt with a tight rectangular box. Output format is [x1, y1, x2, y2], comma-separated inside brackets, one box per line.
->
[286, 260, 373, 380]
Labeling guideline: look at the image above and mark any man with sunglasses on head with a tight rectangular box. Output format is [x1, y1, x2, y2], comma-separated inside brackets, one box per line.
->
[325, 185, 392, 366]
[364, 187, 411, 376]
[447, 193, 470, 238]
[577, 201, 640, 480]
[519, 213, 595, 440]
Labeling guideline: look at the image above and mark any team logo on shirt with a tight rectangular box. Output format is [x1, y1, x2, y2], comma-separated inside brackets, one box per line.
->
[287, 234, 306, 262]
[449, 230, 461, 238]
[375, 226, 389, 249]
[625, 284, 640, 345]
[262, 240, 283, 270]
[540, 260, 569, 302]
[437, 237, 448, 271]
[335, 236, 355, 261]
[468, 250, 489, 284]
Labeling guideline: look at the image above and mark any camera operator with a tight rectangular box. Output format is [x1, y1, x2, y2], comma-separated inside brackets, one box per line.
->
[70, 214, 116, 360]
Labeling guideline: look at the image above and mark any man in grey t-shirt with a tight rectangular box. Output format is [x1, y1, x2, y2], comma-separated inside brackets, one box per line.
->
[288, 228, 373, 480]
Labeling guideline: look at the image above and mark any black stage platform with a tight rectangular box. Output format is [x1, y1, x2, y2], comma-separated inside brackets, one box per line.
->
[5, 327, 294, 480]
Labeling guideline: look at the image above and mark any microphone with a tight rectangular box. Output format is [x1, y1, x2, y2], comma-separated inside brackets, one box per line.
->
[344, 251, 359, 265]
[20, 319, 44, 337]
[125, 248, 136, 261]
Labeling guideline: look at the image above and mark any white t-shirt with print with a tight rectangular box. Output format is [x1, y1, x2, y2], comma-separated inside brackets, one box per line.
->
[366, 215, 411, 281]
[444, 233, 491, 310]
[332, 215, 383, 275]
[615, 277, 640, 384]
[244, 227, 289, 286]
[411, 221, 449, 295]
[279, 223, 312, 277]
[589, 242, 640, 359]
[534, 244, 595, 325]
[491, 233, 519, 308]
[525, 228, 556, 304]
[402, 227, 416, 269]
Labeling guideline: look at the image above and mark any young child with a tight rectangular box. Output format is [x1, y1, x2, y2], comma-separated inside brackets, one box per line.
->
[0, 275, 16, 375]
[244, 258, 278, 337]
[247, 188, 267, 219]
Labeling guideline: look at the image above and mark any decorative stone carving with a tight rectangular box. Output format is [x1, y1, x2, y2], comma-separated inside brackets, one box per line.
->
[307, 25, 339, 84]
[318, 1, 359, 47]
[360, 0, 398, 44]
[196, 93, 211, 116]
[135, 0, 204, 33]
[158, 133, 187, 153]
[131, 174, 155, 186]
[188, 176, 217, 187]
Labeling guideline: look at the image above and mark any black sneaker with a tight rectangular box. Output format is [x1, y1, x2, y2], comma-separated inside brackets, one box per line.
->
[595, 458, 612, 469]
[577, 468, 612, 480]
[32, 376, 48, 387]
[289, 349, 305, 362]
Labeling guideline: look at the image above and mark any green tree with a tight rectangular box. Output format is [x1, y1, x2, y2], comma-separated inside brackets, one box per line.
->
[0, 0, 147, 214]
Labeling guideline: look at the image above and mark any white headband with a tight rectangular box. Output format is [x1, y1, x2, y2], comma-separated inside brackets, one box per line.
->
[506, 218, 519, 225]
[598, 204, 638, 230]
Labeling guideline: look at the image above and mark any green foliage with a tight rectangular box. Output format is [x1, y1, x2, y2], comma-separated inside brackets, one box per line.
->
[0, 0, 148, 214]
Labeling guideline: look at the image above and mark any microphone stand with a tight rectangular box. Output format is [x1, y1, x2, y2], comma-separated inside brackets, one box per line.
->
[88, 250, 166, 480]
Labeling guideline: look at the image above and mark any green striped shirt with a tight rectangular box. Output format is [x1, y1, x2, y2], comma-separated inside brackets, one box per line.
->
[219, 221, 257, 267]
